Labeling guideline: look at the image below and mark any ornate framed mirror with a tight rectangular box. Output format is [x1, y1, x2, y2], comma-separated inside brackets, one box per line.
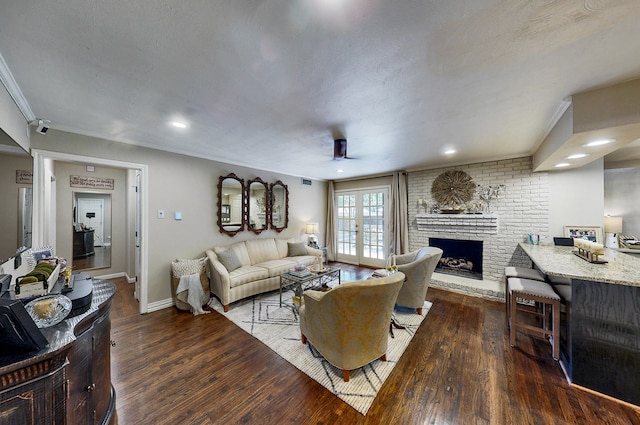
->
[246, 177, 269, 234]
[269, 180, 288, 232]
[217, 173, 245, 236]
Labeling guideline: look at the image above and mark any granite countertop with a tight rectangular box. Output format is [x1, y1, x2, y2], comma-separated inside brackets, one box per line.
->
[0, 279, 116, 370]
[519, 243, 640, 287]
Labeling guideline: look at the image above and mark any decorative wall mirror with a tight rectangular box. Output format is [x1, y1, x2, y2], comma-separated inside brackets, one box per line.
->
[72, 191, 112, 270]
[217, 173, 245, 236]
[0, 128, 33, 263]
[246, 177, 269, 234]
[269, 180, 289, 232]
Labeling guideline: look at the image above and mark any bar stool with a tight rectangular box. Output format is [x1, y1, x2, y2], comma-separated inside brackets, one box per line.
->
[505, 266, 545, 282]
[507, 277, 561, 360]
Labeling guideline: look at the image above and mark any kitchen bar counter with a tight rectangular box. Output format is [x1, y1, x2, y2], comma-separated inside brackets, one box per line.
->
[518, 242, 640, 407]
[518, 242, 640, 287]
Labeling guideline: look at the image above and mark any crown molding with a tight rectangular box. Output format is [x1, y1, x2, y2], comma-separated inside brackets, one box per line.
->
[531, 96, 573, 155]
[0, 52, 35, 122]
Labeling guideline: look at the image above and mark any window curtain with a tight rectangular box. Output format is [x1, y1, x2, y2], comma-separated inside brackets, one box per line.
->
[325, 181, 336, 261]
[389, 172, 409, 255]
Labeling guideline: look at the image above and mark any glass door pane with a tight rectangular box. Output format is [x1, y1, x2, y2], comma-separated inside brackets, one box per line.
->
[336, 193, 357, 262]
[335, 187, 388, 268]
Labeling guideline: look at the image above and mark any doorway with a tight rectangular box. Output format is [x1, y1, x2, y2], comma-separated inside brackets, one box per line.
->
[32, 150, 149, 314]
[334, 187, 389, 268]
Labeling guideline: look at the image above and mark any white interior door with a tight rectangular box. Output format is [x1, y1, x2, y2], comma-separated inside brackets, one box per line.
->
[77, 198, 104, 246]
[134, 170, 141, 300]
[335, 187, 389, 268]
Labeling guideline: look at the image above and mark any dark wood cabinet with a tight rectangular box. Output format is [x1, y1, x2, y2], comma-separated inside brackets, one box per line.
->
[0, 353, 67, 425]
[0, 280, 116, 425]
[67, 299, 114, 424]
[73, 230, 95, 258]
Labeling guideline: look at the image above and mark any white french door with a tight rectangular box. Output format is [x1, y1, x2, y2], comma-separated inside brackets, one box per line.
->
[335, 187, 389, 268]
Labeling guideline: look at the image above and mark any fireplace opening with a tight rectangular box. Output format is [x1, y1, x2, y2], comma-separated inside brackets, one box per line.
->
[429, 238, 483, 280]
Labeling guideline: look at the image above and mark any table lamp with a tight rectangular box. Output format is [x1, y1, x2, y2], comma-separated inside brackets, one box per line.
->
[305, 222, 319, 247]
[604, 216, 622, 248]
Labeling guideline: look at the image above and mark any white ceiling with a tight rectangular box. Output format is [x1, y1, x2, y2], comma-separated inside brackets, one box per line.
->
[2, 1, 640, 180]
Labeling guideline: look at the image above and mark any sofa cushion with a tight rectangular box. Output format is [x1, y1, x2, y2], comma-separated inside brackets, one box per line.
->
[287, 242, 308, 257]
[255, 259, 298, 277]
[286, 255, 318, 266]
[245, 239, 279, 265]
[275, 237, 297, 258]
[214, 241, 251, 267]
[229, 266, 270, 288]
[217, 249, 242, 272]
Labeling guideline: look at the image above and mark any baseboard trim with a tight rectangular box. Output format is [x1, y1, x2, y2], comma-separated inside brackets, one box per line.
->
[147, 298, 174, 313]
[94, 271, 136, 284]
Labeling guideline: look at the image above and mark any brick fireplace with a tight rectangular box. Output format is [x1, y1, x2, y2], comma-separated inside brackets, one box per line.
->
[407, 157, 550, 301]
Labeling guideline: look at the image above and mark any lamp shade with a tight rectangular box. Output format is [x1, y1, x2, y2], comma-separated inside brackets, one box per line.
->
[604, 216, 623, 233]
[305, 222, 319, 234]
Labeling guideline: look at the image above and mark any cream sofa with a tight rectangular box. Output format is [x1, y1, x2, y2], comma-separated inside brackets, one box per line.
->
[206, 237, 322, 311]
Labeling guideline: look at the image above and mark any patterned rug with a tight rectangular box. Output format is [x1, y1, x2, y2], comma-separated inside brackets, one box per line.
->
[208, 289, 430, 415]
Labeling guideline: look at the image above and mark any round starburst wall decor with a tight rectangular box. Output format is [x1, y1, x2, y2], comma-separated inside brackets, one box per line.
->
[431, 170, 476, 207]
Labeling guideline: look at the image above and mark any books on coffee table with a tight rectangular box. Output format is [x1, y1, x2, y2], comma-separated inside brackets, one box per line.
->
[288, 269, 313, 278]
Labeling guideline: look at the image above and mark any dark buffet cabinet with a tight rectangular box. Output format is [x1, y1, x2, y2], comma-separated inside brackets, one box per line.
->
[73, 229, 95, 259]
[0, 280, 116, 424]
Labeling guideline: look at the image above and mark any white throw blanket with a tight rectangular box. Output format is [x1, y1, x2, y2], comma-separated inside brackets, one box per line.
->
[176, 273, 210, 316]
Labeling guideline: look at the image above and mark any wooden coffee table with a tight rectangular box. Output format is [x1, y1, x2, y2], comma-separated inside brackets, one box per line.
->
[279, 267, 340, 308]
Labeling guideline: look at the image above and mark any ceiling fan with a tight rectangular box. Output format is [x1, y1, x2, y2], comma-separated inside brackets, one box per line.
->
[333, 139, 356, 160]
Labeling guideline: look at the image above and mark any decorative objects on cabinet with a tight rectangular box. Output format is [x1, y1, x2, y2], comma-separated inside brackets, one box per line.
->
[0, 278, 116, 425]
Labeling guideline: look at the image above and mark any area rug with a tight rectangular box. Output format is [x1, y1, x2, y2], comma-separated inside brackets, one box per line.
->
[208, 290, 430, 415]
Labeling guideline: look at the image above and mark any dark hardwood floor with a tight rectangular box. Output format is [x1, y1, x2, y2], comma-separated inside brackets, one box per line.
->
[109, 263, 640, 424]
[73, 246, 110, 270]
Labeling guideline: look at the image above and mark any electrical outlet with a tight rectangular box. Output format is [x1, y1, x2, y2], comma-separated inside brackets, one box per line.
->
[158, 210, 165, 219]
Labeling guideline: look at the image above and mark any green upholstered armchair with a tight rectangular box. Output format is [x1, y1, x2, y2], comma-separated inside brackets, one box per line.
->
[393, 247, 443, 315]
[299, 272, 405, 382]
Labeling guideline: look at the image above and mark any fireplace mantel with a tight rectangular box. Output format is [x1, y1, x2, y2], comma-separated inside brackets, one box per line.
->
[416, 213, 498, 234]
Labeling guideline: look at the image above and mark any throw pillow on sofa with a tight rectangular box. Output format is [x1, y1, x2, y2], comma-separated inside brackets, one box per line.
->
[217, 249, 242, 272]
[287, 242, 308, 257]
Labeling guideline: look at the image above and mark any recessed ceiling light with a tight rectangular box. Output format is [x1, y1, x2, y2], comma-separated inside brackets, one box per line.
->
[336, 169, 344, 173]
[584, 138, 614, 147]
[555, 162, 571, 168]
[566, 153, 587, 159]
[170, 121, 187, 129]
[444, 149, 456, 155]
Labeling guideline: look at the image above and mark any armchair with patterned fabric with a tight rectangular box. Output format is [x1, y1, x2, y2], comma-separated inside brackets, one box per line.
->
[393, 247, 443, 315]
[299, 272, 405, 382]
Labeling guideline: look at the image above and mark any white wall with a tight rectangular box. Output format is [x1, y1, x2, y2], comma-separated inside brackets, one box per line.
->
[30, 129, 327, 307]
[605, 167, 640, 235]
[0, 82, 29, 152]
[548, 159, 604, 238]
[0, 153, 33, 261]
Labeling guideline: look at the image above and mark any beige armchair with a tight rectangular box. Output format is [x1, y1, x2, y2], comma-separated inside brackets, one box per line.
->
[299, 272, 405, 382]
[393, 247, 443, 315]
